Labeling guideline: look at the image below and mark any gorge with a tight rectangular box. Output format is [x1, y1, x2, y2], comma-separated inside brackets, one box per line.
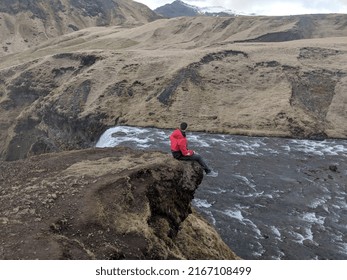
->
[0, 0, 346, 260]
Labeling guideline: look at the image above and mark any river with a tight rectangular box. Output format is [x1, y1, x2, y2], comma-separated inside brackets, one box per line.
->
[96, 126, 347, 260]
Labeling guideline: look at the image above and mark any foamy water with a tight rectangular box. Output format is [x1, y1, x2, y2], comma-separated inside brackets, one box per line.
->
[96, 126, 347, 260]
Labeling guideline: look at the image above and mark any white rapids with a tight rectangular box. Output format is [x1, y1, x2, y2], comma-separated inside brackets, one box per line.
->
[96, 126, 347, 260]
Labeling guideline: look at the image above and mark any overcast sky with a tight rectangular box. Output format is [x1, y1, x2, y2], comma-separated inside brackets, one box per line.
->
[135, 0, 347, 15]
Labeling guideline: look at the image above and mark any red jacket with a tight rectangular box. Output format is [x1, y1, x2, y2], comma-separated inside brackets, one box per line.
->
[170, 129, 194, 156]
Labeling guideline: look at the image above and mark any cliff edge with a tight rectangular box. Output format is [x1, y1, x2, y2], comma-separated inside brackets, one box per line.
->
[0, 147, 238, 259]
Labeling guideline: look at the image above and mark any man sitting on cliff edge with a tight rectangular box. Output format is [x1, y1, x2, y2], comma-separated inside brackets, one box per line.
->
[170, 122, 218, 177]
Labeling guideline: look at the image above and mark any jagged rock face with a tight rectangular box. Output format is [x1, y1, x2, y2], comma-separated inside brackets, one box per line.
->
[0, 0, 161, 55]
[0, 147, 238, 259]
[0, 52, 109, 160]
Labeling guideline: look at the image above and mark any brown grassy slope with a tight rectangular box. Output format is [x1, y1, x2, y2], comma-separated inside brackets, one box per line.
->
[0, 0, 160, 56]
[0, 15, 346, 160]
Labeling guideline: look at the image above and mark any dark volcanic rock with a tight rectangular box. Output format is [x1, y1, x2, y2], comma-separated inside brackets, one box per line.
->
[154, 0, 234, 18]
[0, 147, 238, 260]
[155, 0, 199, 18]
[157, 50, 248, 105]
[0, 53, 109, 161]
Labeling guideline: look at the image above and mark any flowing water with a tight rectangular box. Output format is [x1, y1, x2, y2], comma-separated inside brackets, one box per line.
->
[96, 126, 347, 260]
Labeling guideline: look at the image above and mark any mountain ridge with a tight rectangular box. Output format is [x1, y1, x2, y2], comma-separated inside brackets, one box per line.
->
[0, 0, 161, 56]
[154, 0, 235, 18]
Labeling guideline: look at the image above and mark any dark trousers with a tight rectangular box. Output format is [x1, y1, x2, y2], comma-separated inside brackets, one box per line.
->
[172, 151, 210, 172]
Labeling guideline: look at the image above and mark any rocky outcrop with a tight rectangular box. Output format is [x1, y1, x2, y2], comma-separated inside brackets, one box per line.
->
[0, 147, 239, 260]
